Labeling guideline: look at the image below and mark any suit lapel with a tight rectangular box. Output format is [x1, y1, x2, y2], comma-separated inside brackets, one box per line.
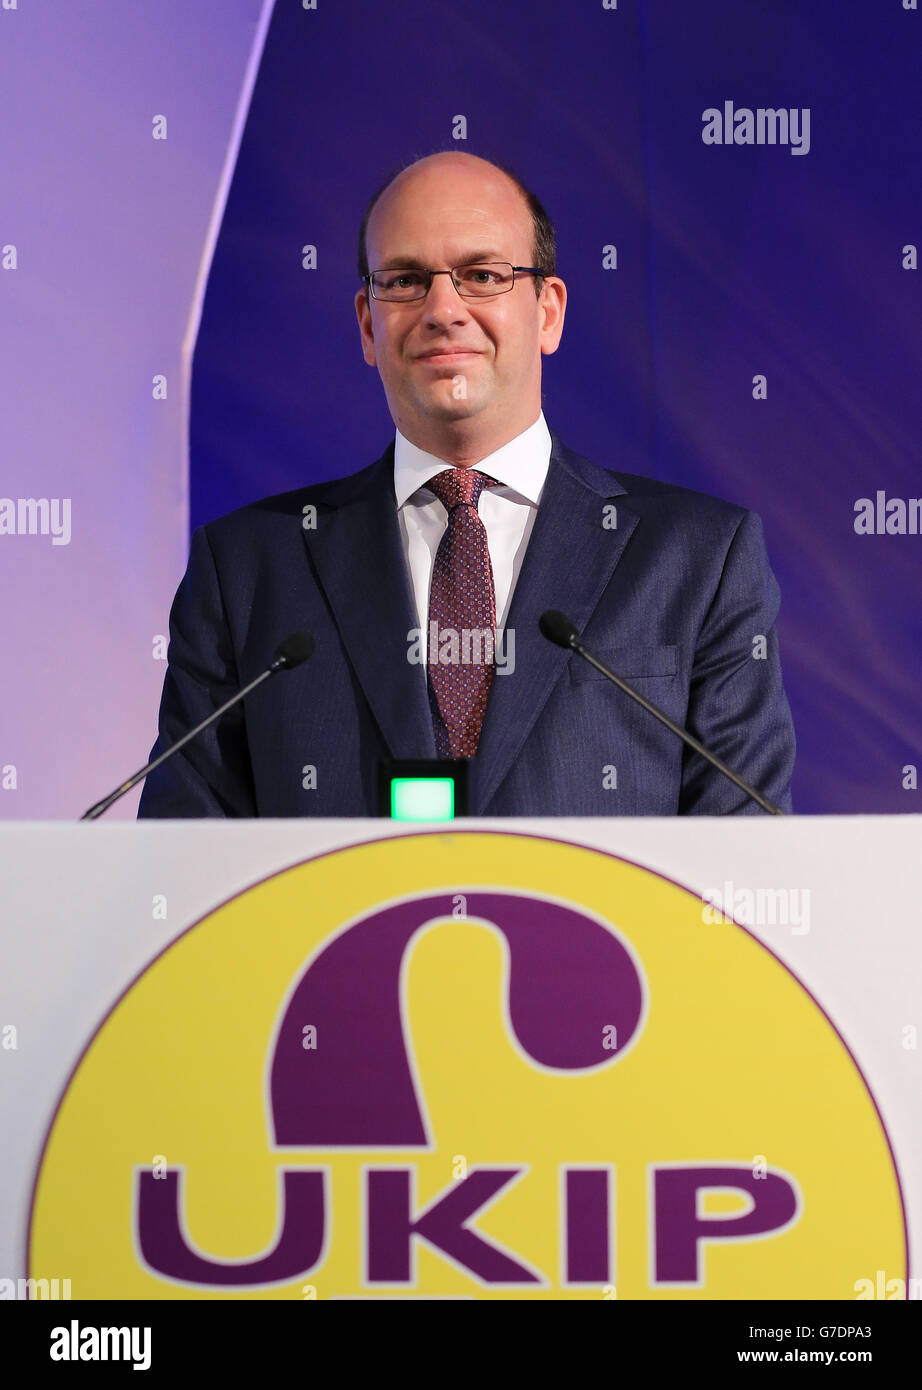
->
[301, 433, 639, 796]
[302, 443, 436, 759]
[471, 435, 638, 813]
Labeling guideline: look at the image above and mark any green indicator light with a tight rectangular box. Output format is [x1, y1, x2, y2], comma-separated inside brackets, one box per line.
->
[390, 777, 455, 821]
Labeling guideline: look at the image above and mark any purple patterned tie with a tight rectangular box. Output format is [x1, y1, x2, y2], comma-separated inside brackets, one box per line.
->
[426, 468, 500, 758]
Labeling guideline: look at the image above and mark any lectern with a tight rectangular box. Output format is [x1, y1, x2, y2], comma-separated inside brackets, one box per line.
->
[1, 816, 917, 1301]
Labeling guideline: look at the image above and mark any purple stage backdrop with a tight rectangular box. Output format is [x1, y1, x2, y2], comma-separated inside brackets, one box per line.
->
[0, 0, 271, 818]
[2, 0, 921, 817]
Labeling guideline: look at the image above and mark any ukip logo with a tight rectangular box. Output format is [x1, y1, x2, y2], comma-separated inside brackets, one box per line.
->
[134, 891, 797, 1290]
[29, 835, 905, 1300]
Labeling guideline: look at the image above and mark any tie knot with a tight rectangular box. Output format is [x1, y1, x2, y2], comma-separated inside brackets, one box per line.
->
[427, 467, 497, 513]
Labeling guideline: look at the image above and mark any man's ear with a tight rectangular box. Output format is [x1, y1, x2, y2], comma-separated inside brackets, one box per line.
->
[354, 288, 377, 366]
[538, 277, 567, 357]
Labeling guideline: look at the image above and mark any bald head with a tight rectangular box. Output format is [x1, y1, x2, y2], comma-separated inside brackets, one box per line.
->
[357, 151, 555, 294]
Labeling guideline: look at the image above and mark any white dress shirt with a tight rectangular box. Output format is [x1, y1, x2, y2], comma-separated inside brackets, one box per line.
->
[394, 411, 552, 637]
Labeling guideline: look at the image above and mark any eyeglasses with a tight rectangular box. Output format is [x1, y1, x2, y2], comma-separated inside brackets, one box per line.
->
[363, 262, 545, 302]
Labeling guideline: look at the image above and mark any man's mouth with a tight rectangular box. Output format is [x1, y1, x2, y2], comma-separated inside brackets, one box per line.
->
[416, 348, 482, 362]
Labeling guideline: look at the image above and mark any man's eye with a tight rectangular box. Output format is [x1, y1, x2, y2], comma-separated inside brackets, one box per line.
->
[384, 271, 424, 289]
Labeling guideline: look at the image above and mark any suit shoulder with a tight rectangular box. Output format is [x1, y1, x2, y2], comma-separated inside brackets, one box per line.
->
[197, 452, 391, 546]
[553, 437, 751, 528]
[608, 469, 749, 524]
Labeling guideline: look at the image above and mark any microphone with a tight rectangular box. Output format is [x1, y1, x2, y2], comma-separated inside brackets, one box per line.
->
[79, 631, 315, 821]
[539, 610, 785, 816]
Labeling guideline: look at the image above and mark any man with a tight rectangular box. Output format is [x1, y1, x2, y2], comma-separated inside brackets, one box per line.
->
[138, 150, 795, 818]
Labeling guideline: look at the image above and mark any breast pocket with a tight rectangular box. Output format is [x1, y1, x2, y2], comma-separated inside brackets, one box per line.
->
[568, 644, 679, 683]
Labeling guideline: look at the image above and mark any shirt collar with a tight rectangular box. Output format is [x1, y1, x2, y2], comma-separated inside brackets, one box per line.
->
[394, 411, 552, 509]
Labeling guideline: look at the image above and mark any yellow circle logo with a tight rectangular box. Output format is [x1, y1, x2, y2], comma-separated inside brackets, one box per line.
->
[29, 834, 904, 1299]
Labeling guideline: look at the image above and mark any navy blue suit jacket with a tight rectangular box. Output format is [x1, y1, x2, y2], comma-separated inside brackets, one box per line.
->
[137, 432, 795, 818]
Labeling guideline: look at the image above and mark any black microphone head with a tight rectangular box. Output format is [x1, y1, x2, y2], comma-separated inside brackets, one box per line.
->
[274, 631, 315, 670]
[539, 610, 579, 649]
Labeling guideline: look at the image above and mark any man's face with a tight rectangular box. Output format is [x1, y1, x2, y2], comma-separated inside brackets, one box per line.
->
[355, 155, 565, 454]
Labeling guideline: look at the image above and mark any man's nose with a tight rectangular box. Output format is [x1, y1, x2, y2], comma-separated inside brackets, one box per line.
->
[421, 272, 471, 325]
